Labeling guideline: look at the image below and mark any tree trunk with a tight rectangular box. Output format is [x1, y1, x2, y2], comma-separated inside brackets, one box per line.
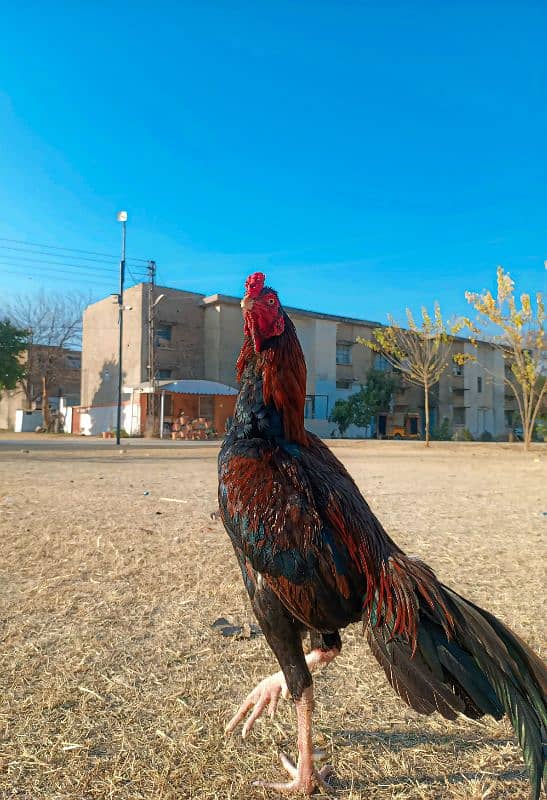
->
[522, 392, 532, 451]
[41, 375, 51, 430]
[523, 413, 532, 451]
[424, 380, 430, 446]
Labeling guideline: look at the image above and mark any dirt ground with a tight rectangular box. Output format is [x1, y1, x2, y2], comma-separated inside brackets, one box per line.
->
[0, 439, 545, 800]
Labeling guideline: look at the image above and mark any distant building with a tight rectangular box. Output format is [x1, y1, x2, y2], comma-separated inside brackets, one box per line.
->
[0, 346, 81, 430]
[80, 283, 514, 439]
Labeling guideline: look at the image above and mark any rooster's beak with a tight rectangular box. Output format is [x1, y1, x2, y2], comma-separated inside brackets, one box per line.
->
[240, 295, 254, 313]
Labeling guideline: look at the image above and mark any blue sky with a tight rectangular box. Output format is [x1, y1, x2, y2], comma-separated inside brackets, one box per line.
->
[0, 1, 545, 324]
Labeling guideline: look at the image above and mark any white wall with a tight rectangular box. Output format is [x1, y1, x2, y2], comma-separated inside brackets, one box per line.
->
[314, 319, 337, 416]
[292, 316, 337, 419]
[464, 342, 506, 438]
[14, 410, 43, 432]
[78, 400, 140, 436]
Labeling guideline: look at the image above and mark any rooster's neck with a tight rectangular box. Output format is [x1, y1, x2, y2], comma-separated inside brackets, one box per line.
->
[235, 316, 309, 446]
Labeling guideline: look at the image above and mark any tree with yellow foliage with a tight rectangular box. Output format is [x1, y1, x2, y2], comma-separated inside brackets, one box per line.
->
[358, 304, 461, 446]
[462, 266, 545, 450]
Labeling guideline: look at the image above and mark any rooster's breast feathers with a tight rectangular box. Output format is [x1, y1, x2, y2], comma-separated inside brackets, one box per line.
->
[218, 435, 373, 632]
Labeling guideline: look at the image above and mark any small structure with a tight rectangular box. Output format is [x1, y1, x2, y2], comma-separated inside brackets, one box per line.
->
[72, 379, 237, 437]
[140, 379, 237, 439]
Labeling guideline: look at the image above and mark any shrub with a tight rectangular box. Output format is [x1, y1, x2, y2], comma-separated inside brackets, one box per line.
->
[479, 430, 493, 442]
[431, 417, 452, 441]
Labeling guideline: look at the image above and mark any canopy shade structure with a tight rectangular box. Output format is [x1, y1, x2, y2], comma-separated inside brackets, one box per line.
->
[132, 379, 238, 439]
[137, 379, 238, 396]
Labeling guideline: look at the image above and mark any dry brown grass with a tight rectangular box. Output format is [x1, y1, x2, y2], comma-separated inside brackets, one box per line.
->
[0, 440, 545, 799]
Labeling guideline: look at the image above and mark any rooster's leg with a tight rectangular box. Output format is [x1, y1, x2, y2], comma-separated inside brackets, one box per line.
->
[253, 684, 334, 795]
[226, 643, 340, 735]
[226, 584, 337, 794]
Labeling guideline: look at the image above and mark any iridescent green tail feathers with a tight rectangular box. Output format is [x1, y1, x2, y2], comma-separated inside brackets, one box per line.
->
[367, 580, 546, 800]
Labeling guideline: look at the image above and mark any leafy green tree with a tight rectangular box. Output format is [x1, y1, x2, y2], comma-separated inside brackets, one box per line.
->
[462, 266, 545, 451]
[358, 305, 462, 446]
[329, 398, 354, 436]
[329, 369, 397, 436]
[0, 319, 28, 393]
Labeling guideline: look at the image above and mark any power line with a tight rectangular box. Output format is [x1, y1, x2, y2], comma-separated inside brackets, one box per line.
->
[0, 243, 145, 268]
[0, 253, 150, 277]
[0, 253, 119, 275]
[0, 258, 149, 284]
[0, 260, 122, 282]
[0, 267, 119, 285]
[0, 236, 150, 264]
[127, 266, 146, 284]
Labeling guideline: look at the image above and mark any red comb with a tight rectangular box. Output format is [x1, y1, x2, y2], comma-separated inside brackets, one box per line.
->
[244, 272, 265, 298]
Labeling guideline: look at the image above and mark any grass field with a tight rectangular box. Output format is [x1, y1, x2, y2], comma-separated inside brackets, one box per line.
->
[0, 440, 545, 799]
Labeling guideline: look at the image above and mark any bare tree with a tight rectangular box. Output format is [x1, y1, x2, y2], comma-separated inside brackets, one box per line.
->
[358, 305, 462, 446]
[1, 291, 87, 428]
[462, 266, 545, 450]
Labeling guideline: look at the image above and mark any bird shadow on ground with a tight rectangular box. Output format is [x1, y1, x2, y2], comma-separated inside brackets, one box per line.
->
[333, 728, 515, 753]
[328, 729, 526, 792]
[328, 769, 527, 792]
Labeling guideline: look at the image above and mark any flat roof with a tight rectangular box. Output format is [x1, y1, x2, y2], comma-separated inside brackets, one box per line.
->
[202, 293, 381, 327]
[117, 283, 486, 346]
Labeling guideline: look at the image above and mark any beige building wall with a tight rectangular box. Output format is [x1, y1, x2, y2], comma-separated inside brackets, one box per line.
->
[0, 386, 26, 430]
[203, 296, 245, 386]
[81, 284, 146, 406]
[81, 284, 205, 406]
[153, 287, 205, 381]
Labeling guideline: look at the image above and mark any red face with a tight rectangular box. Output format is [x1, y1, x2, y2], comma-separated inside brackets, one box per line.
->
[241, 273, 285, 352]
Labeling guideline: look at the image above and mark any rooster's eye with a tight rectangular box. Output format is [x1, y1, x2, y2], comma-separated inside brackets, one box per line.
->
[267, 298, 275, 305]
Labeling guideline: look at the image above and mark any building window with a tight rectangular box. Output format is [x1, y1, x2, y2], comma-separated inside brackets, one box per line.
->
[155, 324, 172, 343]
[336, 379, 353, 389]
[453, 407, 465, 425]
[156, 369, 172, 380]
[477, 376, 482, 393]
[336, 344, 352, 365]
[66, 354, 81, 369]
[374, 354, 390, 372]
[452, 364, 463, 376]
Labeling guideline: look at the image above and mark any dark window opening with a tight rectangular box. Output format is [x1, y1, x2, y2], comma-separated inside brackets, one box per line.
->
[155, 324, 172, 343]
[374, 355, 391, 372]
[477, 376, 482, 393]
[336, 344, 352, 365]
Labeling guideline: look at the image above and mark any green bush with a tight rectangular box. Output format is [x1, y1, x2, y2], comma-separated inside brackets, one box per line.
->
[479, 430, 493, 442]
[535, 417, 547, 440]
[462, 428, 474, 441]
[431, 417, 452, 441]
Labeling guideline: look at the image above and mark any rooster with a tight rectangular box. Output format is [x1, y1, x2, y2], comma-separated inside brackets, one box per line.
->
[218, 272, 546, 796]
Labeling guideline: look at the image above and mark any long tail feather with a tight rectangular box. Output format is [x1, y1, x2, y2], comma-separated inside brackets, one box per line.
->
[366, 571, 546, 799]
[445, 588, 546, 799]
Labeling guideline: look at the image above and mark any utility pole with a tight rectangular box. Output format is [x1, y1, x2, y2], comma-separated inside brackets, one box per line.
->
[146, 260, 157, 434]
[116, 211, 127, 446]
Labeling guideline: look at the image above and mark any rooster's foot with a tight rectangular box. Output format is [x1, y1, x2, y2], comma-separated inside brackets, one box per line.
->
[225, 670, 289, 738]
[253, 750, 334, 796]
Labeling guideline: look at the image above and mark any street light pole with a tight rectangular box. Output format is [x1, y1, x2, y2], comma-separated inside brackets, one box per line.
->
[116, 211, 127, 446]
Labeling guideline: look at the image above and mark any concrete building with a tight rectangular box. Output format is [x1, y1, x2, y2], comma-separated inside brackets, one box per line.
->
[81, 282, 513, 439]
